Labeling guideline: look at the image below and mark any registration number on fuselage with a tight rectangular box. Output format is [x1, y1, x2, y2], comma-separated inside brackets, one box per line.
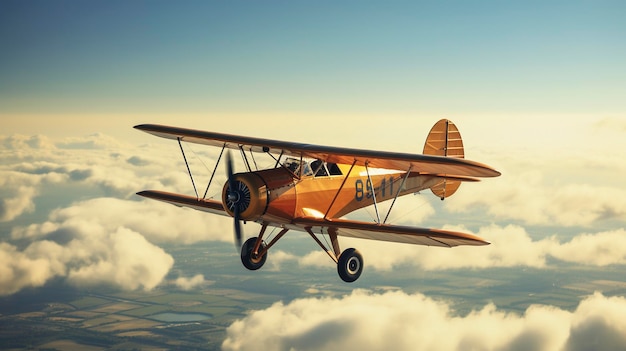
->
[354, 177, 395, 201]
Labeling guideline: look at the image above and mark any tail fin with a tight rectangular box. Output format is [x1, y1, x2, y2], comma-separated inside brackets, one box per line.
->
[423, 119, 464, 199]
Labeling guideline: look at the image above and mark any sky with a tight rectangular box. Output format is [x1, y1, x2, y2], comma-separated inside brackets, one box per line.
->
[2, 1, 626, 350]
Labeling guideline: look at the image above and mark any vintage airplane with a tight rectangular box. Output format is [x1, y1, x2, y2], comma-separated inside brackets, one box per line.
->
[135, 119, 500, 282]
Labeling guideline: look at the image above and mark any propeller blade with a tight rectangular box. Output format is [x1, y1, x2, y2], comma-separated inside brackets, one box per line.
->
[226, 151, 235, 191]
[234, 206, 242, 248]
[226, 151, 243, 248]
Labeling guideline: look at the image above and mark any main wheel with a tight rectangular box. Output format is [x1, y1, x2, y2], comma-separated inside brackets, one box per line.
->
[337, 248, 363, 283]
[241, 237, 267, 270]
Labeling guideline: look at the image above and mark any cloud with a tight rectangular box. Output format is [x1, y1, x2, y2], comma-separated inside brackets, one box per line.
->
[0, 134, 55, 151]
[0, 184, 37, 222]
[0, 226, 173, 296]
[173, 274, 206, 290]
[0, 171, 42, 221]
[11, 197, 233, 244]
[0, 242, 65, 296]
[594, 117, 626, 133]
[283, 224, 626, 272]
[222, 290, 626, 351]
[0, 131, 244, 297]
[549, 229, 626, 266]
[446, 170, 626, 227]
[65, 227, 174, 290]
[55, 133, 125, 150]
[0, 132, 205, 212]
[2, 193, 236, 296]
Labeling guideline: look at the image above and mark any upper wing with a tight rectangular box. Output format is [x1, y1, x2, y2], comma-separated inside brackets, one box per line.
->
[292, 217, 489, 247]
[135, 124, 500, 178]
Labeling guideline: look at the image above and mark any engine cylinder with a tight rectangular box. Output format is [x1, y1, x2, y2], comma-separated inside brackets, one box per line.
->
[222, 173, 268, 221]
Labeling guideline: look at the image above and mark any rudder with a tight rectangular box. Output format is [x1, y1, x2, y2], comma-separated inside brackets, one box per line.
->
[423, 119, 464, 199]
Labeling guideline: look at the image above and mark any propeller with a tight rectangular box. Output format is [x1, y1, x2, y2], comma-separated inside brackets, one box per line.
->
[226, 151, 243, 248]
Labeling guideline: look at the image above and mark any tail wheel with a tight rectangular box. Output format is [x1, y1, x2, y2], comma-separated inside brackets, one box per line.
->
[337, 248, 363, 283]
[241, 237, 267, 271]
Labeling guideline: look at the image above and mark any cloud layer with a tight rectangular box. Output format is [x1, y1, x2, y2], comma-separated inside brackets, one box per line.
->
[454, 176, 626, 227]
[0, 195, 239, 296]
[0, 226, 173, 296]
[0, 133, 232, 296]
[223, 290, 626, 351]
[2, 127, 626, 299]
[268, 225, 626, 273]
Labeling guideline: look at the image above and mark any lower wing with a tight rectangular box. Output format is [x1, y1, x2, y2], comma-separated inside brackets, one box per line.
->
[292, 217, 489, 247]
[136, 190, 488, 247]
[136, 190, 227, 216]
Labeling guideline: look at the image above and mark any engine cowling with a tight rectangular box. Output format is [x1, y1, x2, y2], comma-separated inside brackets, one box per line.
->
[222, 173, 269, 221]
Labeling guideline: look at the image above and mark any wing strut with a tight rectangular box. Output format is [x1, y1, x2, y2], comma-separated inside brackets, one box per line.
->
[239, 145, 252, 172]
[202, 143, 226, 199]
[383, 166, 413, 224]
[364, 161, 381, 224]
[178, 138, 199, 199]
[249, 147, 259, 170]
[324, 160, 357, 219]
[272, 150, 284, 168]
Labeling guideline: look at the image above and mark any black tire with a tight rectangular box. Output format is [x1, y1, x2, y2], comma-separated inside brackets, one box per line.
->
[241, 237, 267, 270]
[337, 248, 363, 283]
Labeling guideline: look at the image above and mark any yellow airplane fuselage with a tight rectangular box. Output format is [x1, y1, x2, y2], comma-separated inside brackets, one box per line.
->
[227, 165, 441, 224]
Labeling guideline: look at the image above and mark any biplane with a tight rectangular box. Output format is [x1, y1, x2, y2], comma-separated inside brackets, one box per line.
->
[135, 119, 500, 282]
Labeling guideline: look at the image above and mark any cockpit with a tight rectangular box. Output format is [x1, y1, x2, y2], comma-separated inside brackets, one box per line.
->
[283, 158, 342, 177]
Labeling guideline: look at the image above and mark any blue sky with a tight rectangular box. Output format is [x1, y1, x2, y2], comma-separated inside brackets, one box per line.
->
[2, 0, 625, 121]
[2, 1, 626, 350]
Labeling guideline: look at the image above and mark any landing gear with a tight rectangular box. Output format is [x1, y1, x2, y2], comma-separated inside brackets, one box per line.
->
[337, 248, 363, 283]
[240, 225, 365, 282]
[303, 228, 365, 282]
[241, 237, 267, 270]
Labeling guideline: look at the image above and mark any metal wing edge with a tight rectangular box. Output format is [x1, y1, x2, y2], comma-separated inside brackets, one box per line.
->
[136, 190, 228, 216]
[292, 217, 490, 248]
[134, 124, 500, 178]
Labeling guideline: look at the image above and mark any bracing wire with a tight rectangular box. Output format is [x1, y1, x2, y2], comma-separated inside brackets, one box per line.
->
[185, 142, 213, 174]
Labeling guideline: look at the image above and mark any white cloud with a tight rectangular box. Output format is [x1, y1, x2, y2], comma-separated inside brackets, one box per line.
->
[10, 197, 233, 244]
[222, 290, 626, 351]
[56, 133, 126, 150]
[2, 129, 626, 298]
[0, 133, 199, 203]
[446, 170, 626, 227]
[66, 227, 173, 290]
[0, 242, 65, 296]
[265, 250, 299, 271]
[0, 171, 42, 221]
[594, 117, 626, 133]
[550, 229, 626, 266]
[173, 274, 206, 290]
[285, 224, 626, 272]
[0, 134, 56, 151]
[0, 226, 173, 296]
[1, 193, 237, 296]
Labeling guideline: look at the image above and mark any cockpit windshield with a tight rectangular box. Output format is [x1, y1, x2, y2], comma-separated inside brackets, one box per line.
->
[283, 158, 342, 177]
